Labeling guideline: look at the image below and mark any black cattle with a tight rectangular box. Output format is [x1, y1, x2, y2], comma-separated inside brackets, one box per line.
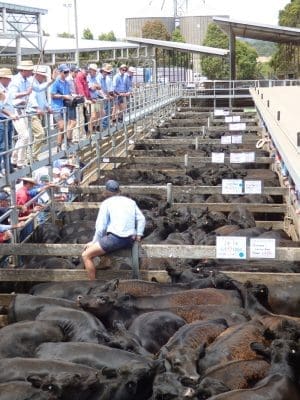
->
[151, 371, 196, 399]
[29, 280, 104, 300]
[207, 339, 300, 399]
[0, 381, 58, 400]
[0, 320, 64, 358]
[0, 358, 101, 400]
[78, 288, 242, 328]
[128, 311, 186, 353]
[159, 319, 228, 385]
[7, 294, 79, 323]
[35, 306, 109, 343]
[227, 206, 256, 229]
[35, 342, 154, 371]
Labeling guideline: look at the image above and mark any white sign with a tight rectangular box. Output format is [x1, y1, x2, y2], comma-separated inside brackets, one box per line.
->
[229, 123, 246, 131]
[129, 140, 135, 144]
[60, 187, 69, 193]
[231, 135, 242, 144]
[229, 152, 255, 163]
[214, 109, 230, 116]
[221, 136, 232, 144]
[102, 158, 110, 163]
[222, 179, 243, 194]
[216, 236, 247, 259]
[211, 152, 225, 163]
[225, 115, 241, 123]
[232, 115, 241, 122]
[250, 238, 276, 258]
[244, 180, 262, 194]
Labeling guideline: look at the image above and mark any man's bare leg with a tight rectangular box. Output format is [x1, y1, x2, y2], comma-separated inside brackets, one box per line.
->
[81, 242, 106, 280]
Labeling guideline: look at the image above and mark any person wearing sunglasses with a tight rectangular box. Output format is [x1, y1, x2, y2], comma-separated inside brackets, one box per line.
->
[112, 64, 131, 124]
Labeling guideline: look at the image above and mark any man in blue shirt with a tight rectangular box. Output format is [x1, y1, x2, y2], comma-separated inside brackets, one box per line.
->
[50, 64, 76, 152]
[112, 64, 131, 123]
[81, 179, 145, 280]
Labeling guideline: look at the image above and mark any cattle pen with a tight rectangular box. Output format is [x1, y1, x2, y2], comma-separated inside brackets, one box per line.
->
[0, 81, 300, 399]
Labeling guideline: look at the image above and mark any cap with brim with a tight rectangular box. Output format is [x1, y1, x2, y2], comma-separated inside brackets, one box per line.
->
[58, 63, 70, 73]
[105, 179, 120, 193]
[128, 67, 136, 73]
[22, 177, 36, 184]
[120, 64, 127, 70]
[70, 65, 80, 72]
[0, 191, 9, 200]
[17, 60, 34, 70]
[0, 68, 13, 79]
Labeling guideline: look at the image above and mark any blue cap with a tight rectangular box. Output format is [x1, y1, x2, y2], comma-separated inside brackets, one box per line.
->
[70, 65, 80, 72]
[105, 179, 120, 193]
[58, 63, 70, 73]
[0, 191, 9, 200]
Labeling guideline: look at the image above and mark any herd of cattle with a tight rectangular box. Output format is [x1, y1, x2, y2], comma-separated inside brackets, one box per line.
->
[0, 273, 300, 399]
[1, 107, 300, 399]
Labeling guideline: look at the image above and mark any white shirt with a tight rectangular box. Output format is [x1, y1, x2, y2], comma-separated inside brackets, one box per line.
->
[92, 195, 145, 243]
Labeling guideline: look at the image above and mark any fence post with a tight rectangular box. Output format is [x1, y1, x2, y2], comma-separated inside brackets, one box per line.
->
[131, 241, 140, 279]
[166, 182, 173, 205]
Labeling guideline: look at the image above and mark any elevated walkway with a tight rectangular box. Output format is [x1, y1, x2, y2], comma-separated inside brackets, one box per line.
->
[250, 86, 300, 190]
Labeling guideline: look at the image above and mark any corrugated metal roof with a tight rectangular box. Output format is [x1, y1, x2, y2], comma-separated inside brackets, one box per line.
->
[0, 1, 47, 14]
[0, 35, 139, 54]
[213, 17, 300, 44]
[126, 37, 229, 57]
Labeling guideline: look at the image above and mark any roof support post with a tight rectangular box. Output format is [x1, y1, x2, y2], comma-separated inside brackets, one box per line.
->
[229, 26, 236, 80]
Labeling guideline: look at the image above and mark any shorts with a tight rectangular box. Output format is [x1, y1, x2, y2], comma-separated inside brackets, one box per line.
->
[114, 95, 126, 105]
[99, 232, 134, 253]
[91, 101, 103, 114]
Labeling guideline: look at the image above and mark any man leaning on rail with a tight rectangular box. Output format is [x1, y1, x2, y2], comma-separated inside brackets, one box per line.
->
[81, 179, 145, 280]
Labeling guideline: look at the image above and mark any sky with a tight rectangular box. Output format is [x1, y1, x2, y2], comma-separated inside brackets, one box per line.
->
[12, 0, 289, 39]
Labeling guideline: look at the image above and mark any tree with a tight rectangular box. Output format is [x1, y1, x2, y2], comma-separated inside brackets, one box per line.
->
[142, 20, 171, 40]
[57, 32, 75, 38]
[98, 31, 117, 41]
[171, 27, 185, 42]
[270, 0, 300, 77]
[82, 27, 93, 40]
[200, 23, 259, 79]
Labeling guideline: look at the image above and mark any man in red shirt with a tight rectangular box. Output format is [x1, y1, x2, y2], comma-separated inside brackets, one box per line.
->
[75, 67, 91, 136]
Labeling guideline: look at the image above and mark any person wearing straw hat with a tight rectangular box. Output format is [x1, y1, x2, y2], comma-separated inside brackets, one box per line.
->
[9, 60, 35, 168]
[26, 65, 57, 162]
[87, 63, 104, 134]
[0, 68, 18, 176]
[99, 63, 114, 129]
[81, 179, 145, 280]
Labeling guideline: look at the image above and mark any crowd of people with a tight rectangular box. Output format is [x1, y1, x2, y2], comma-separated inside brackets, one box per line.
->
[0, 61, 136, 175]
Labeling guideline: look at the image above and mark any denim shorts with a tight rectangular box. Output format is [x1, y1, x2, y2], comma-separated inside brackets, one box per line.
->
[99, 232, 134, 253]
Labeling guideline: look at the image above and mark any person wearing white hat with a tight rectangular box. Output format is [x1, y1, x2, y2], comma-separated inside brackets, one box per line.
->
[87, 63, 103, 133]
[99, 64, 114, 129]
[0, 68, 18, 176]
[26, 66, 57, 162]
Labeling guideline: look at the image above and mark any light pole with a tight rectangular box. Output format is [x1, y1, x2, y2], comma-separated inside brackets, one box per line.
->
[74, 0, 79, 65]
[63, 2, 72, 35]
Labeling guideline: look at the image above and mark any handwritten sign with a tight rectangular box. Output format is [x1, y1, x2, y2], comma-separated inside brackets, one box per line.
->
[214, 109, 230, 116]
[229, 123, 246, 131]
[211, 152, 225, 163]
[221, 136, 232, 144]
[222, 179, 243, 194]
[250, 238, 276, 258]
[230, 152, 255, 163]
[231, 135, 242, 144]
[216, 236, 247, 259]
[225, 115, 241, 123]
[244, 180, 262, 194]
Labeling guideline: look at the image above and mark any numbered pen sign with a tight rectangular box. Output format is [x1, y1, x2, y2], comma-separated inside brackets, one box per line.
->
[221, 136, 232, 144]
[216, 236, 247, 259]
[214, 109, 230, 116]
[102, 158, 110, 163]
[230, 152, 255, 164]
[211, 152, 225, 163]
[229, 122, 246, 131]
[225, 115, 241, 123]
[231, 135, 242, 144]
[128, 140, 135, 145]
[244, 180, 262, 194]
[250, 238, 276, 259]
[222, 179, 243, 194]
